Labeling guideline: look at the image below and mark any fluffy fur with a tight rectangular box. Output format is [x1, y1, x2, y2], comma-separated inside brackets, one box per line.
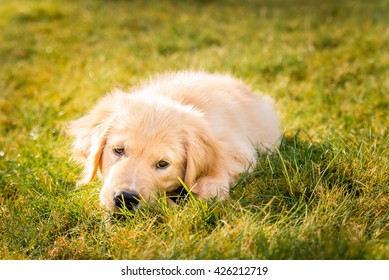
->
[68, 71, 281, 211]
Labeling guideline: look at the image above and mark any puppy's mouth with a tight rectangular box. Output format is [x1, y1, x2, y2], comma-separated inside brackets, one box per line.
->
[166, 186, 189, 203]
[110, 187, 189, 221]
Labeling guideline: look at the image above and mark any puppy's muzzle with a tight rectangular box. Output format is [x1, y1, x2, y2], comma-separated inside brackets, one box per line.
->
[114, 191, 140, 211]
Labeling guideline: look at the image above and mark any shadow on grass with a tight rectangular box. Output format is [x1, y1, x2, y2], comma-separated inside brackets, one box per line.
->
[232, 130, 362, 213]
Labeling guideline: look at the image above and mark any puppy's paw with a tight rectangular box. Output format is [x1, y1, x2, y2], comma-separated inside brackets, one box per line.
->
[192, 177, 230, 200]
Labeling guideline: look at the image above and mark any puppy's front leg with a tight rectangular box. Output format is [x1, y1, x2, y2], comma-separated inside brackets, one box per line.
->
[191, 175, 230, 200]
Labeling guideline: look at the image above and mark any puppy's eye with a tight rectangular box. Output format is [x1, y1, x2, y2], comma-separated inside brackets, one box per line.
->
[113, 147, 125, 156]
[156, 160, 170, 169]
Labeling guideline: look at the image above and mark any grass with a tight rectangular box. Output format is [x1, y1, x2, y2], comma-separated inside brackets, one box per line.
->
[0, 0, 388, 259]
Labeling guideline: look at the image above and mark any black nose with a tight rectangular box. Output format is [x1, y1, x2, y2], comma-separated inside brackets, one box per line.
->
[114, 191, 140, 211]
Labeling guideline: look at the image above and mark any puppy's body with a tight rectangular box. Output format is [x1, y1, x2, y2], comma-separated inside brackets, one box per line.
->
[69, 72, 281, 211]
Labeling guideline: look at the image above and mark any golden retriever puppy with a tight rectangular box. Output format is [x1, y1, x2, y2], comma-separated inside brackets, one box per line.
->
[68, 71, 281, 211]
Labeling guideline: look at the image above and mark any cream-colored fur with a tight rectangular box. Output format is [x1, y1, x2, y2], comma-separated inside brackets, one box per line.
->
[68, 71, 281, 211]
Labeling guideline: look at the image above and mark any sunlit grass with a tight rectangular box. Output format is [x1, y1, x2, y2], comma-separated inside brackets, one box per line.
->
[0, 0, 388, 259]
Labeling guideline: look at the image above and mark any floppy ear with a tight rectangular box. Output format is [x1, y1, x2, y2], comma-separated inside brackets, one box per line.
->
[182, 117, 224, 191]
[67, 91, 124, 184]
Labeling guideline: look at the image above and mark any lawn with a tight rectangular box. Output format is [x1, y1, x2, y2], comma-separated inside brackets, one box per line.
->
[0, 0, 388, 259]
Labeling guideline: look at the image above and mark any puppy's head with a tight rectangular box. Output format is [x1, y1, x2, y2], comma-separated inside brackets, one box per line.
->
[68, 90, 220, 212]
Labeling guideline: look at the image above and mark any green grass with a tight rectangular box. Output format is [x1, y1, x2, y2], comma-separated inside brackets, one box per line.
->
[0, 0, 388, 260]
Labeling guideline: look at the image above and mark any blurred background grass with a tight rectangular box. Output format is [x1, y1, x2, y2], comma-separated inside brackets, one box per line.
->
[0, 0, 388, 259]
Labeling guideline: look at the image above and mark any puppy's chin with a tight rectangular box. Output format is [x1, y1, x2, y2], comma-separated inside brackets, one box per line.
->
[108, 204, 138, 222]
